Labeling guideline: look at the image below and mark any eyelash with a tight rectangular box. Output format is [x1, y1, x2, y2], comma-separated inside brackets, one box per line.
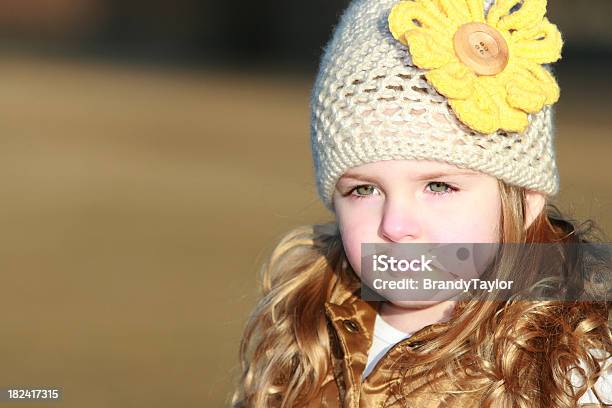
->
[347, 182, 458, 200]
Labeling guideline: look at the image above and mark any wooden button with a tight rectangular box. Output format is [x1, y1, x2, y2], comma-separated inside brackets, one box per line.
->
[342, 319, 360, 333]
[453, 22, 509, 76]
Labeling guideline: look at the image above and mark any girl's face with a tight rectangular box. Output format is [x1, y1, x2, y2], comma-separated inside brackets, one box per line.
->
[332, 159, 502, 306]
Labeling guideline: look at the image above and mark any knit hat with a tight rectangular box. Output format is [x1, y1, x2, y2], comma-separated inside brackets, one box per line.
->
[310, 0, 564, 212]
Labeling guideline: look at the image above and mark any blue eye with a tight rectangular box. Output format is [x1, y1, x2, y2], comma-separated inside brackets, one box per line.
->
[347, 182, 457, 200]
[349, 185, 378, 199]
[427, 181, 456, 195]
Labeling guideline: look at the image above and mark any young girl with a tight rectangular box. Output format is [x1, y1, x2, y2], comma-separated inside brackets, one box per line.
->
[232, 0, 611, 406]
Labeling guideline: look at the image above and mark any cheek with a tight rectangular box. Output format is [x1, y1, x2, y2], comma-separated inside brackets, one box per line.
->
[337, 208, 381, 276]
[427, 194, 501, 243]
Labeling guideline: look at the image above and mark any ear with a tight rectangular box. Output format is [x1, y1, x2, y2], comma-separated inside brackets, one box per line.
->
[524, 190, 546, 230]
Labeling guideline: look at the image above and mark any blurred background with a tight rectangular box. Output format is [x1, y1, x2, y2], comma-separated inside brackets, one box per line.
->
[0, 1, 610, 407]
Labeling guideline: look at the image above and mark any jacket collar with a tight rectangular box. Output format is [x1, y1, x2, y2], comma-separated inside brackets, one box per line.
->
[323, 273, 378, 407]
[323, 270, 455, 406]
[324, 269, 453, 343]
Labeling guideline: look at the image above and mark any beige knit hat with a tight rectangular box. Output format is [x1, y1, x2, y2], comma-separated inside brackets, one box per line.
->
[310, 0, 563, 212]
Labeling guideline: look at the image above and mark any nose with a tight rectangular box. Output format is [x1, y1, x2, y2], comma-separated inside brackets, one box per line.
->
[379, 195, 422, 242]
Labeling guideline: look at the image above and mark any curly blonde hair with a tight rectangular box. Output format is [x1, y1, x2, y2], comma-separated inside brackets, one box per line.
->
[231, 180, 611, 407]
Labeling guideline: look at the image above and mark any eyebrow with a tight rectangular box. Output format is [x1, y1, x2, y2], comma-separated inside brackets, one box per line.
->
[339, 170, 480, 183]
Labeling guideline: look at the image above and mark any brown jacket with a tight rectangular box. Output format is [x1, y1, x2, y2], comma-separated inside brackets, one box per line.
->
[304, 277, 602, 408]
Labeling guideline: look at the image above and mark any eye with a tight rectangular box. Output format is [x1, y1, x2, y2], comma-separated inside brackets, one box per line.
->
[349, 185, 380, 200]
[426, 181, 457, 195]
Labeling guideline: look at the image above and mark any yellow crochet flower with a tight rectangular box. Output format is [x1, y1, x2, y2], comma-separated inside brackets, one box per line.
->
[388, 0, 563, 134]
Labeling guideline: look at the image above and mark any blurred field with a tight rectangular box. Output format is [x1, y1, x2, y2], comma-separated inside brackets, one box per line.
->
[0, 53, 609, 408]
